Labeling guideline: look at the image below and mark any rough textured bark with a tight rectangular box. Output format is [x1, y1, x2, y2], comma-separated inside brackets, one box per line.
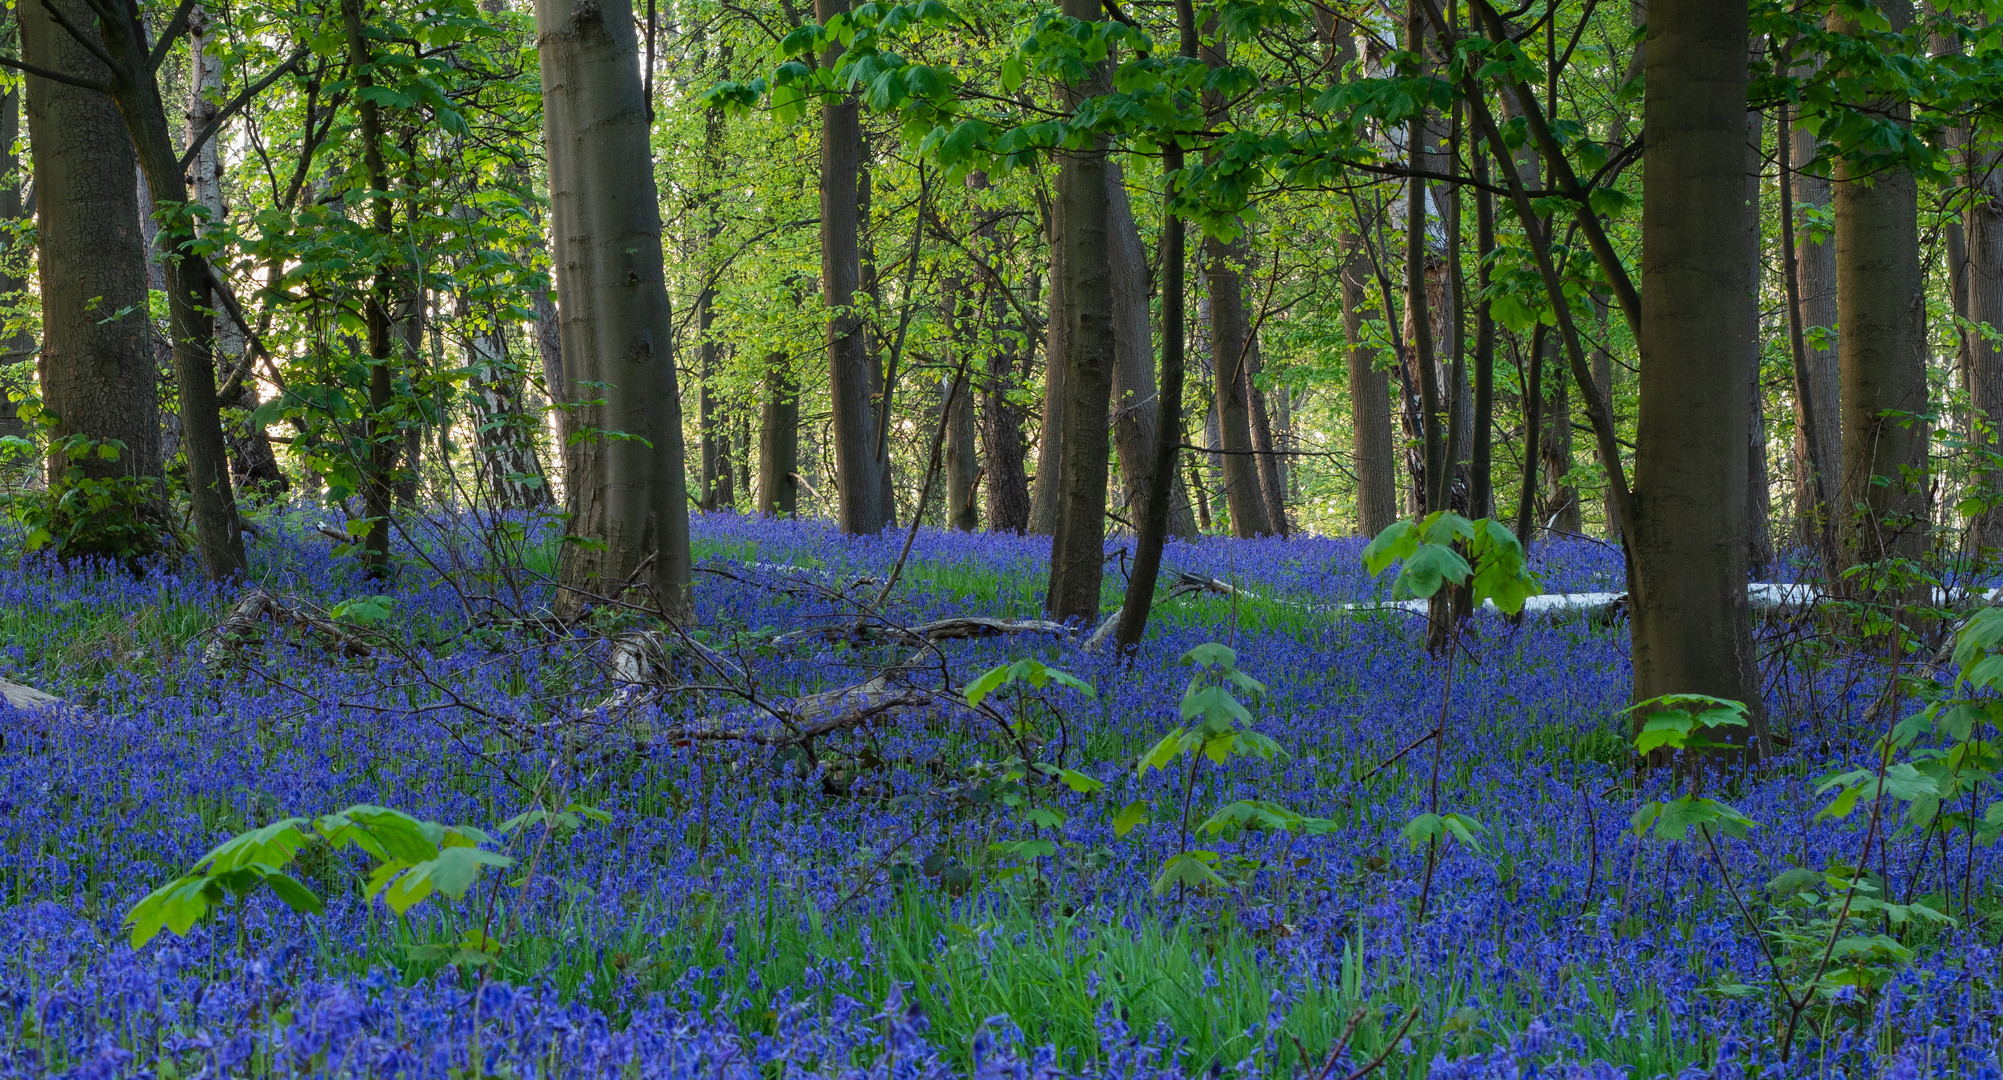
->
[1028, 197, 1066, 536]
[538, 0, 691, 616]
[344, 0, 403, 576]
[1206, 235, 1273, 536]
[459, 292, 550, 509]
[1344, 241, 1398, 536]
[1630, 0, 1764, 751]
[1539, 348, 1578, 531]
[23, 3, 163, 530]
[757, 346, 799, 516]
[56, 0, 246, 577]
[189, 7, 285, 498]
[817, 0, 883, 534]
[1106, 162, 1198, 539]
[1043, 4, 1115, 625]
[1833, 0, 1929, 589]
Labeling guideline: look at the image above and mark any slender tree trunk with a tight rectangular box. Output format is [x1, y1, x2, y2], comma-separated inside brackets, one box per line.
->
[1630, 0, 1764, 753]
[1833, 0, 1928, 592]
[458, 287, 550, 510]
[1201, 25, 1273, 537]
[1789, 95, 1840, 550]
[757, 344, 799, 516]
[1247, 340, 1288, 534]
[817, 0, 882, 534]
[0, 81, 30, 449]
[942, 270, 979, 530]
[537, 0, 691, 617]
[968, 171, 1031, 532]
[1539, 347, 1578, 532]
[344, 0, 403, 577]
[1114, 0, 1198, 652]
[1744, 105, 1772, 577]
[1964, 113, 2003, 550]
[532, 279, 568, 453]
[189, 7, 285, 499]
[1043, 0, 1115, 624]
[1106, 161, 1197, 539]
[695, 96, 729, 512]
[71, 0, 246, 577]
[1470, 149, 1497, 519]
[1344, 240, 1398, 535]
[1029, 196, 1066, 535]
[23, 0, 163, 543]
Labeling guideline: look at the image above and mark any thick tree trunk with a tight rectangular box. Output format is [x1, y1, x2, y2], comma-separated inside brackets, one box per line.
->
[1965, 129, 2003, 550]
[1106, 162, 1198, 539]
[1630, 0, 1765, 754]
[1833, 0, 1928, 594]
[189, 8, 285, 499]
[1344, 242, 1398, 536]
[71, 0, 246, 577]
[968, 171, 1031, 532]
[1206, 234, 1274, 537]
[1029, 197, 1066, 535]
[816, 0, 882, 534]
[23, 2, 164, 541]
[757, 346, 799, 516]
[1043, 0, 1115, 625]
[537, 0, 691, 617]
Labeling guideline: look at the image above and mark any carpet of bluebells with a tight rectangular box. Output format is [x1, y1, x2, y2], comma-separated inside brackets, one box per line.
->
[0, 511, 1998, 1079]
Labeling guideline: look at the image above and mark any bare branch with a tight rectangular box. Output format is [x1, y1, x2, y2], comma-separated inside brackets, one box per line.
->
[178, 45, 309, 171]
[0, 52, 109, 94]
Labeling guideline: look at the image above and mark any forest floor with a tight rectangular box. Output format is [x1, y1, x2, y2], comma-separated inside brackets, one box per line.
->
[0, 511, 1994, 1079]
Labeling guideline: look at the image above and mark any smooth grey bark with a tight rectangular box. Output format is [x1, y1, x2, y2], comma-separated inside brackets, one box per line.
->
[1832, 0, 1929, 591]
[1043, 7, 1115, 625]
[1106, 161, 1197, 539]
[1630, 0, 1764, 752]
[537, 0, 691, 617]
[816, 0, 883, 534]
[1344, 240, 1398, 536]
[23, 1, 162, 530]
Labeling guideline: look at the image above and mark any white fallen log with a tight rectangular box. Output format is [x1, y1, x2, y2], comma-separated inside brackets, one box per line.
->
[1345, 581, 2003, 620]
[0, 677, 60, 711]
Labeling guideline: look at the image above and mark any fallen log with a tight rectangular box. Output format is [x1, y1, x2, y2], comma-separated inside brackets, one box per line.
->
[202, 589, 374, 669]
[0, 677, 60, 712]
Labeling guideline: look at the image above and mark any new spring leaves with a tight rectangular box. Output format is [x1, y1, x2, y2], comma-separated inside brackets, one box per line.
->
[1362, 512, 1539, 614]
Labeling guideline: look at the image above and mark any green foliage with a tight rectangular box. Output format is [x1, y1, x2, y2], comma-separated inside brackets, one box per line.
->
[1363, 513, 1538, 615]
[1130, 644, 1330, 895]
[0, 400, 165, 562]
[125, 804, 518, 950]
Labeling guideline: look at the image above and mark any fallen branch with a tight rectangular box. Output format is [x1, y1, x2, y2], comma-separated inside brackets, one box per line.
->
[0, 677, 60, 712]
[203, 589, 373, 669]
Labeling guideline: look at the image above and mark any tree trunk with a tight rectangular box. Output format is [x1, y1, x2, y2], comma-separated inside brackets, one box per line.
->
[1247, 340, 1289, 534]
[1106, 161, 1198, 539]
[1630, 0, 1765, 755]
[968, 171, 1031, 532]
[71, 0, 246, 577]
[0, 81, 29, 449]
[1833, 0, 1929, 593]
[1744, 105, 1772, 577]
[1790, 97, 1840, 549]
[1539, 346, 1578, 532]
[537, 0, 692, 617]
[1964, 118, 2003, 551]
[1043, 14, 1115, 624]
[695, 97, 730, 513]
[817, 0, 882, 534]
[941, 271, 979, 530]
[1344, 240, 1398, 536]
[23, 0, 164, 544]
[459, 288, 550, 510]
[757, 345, 799, 516]
[344, 0, 404, 576]
[1029, 196, 1066, 535]
[1206, 235, 1273, 537]
[189, 7, 285, 499]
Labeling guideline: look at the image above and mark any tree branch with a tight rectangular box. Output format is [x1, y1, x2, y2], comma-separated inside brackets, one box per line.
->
[178, 45, 310, 171]
[147, 0, 201, 72]
[0, 53, 110, 93]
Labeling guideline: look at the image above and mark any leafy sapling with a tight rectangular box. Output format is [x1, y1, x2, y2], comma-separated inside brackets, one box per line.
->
[1360, 513, 1537, 916]
[1131, 643, 1333, 896]
[963, 658, 1103, 879]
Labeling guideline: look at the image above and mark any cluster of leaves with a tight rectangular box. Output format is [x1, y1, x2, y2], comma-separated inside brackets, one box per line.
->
[1362, 511, 1539, 615]
[0, 399, 165, 562]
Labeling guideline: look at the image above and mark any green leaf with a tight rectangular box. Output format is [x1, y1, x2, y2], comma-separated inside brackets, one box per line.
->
[1151, 850, 1226, 894]
[1112, 799, 1152, 837]
[1053, 767, 1103, 793]
[263, 872, 324, 915]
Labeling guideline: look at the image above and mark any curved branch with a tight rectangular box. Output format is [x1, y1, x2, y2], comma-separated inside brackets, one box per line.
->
[178, 44, 309, 171]
[0, 53, 109, 93]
